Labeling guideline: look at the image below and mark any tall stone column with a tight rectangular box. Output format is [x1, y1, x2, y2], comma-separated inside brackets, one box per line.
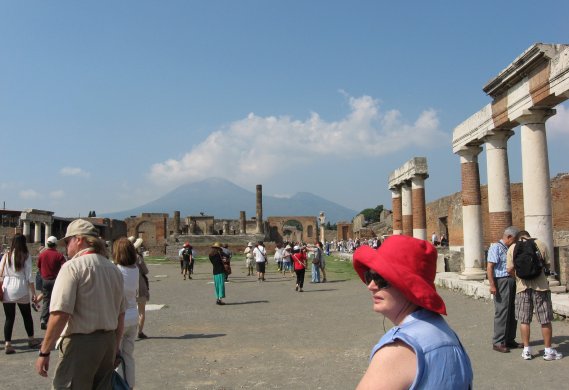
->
[256, 184, 264, 234]
[485, 130, 514, 240]
[391, 187, 402, 235]
[458, 145, 486, 280]
[239, 211, 246, 234]
[34, 222, 41, 243]
[222, 221, 230, 235]
[401, 182, 413, 237]
[44, 223, 52, 243]
[518, 109, 556, 268]
[173, 211, 181, 235]
[23, 221, 31, 241]
[411, 175, 427, 240]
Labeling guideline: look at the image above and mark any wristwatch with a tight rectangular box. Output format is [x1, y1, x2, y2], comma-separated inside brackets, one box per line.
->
[38, 350, 50, 357]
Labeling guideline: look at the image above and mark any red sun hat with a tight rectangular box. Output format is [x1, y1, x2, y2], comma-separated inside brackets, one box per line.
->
[352, 235, 447, 315]
[183, 242, 190, 248]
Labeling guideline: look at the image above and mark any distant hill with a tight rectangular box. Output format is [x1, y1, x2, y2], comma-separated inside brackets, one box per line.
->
[102, 177, 356, 223]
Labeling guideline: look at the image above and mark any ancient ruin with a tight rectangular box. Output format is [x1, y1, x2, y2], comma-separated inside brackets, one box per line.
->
[388, 157, 429, 240]
[452, 43, 569, 282]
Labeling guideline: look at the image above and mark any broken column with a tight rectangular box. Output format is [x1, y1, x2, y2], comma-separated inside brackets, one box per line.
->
[240, 211, 246, 234]
[256, 184, 264, 234]
[174, 211, 181, 235]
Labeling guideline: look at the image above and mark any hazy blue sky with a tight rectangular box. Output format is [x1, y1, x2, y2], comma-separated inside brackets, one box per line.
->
[1, 1, 568, 217]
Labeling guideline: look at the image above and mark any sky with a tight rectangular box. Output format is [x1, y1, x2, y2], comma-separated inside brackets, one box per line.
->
[1, 1, 568, 218]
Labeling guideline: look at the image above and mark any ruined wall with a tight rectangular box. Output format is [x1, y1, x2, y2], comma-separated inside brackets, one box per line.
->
[426, 174, 569, 249]
[125, 213, 169, 253]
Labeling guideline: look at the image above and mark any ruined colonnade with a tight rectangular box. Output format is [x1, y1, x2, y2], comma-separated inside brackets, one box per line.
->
[20, 209, 54, 244]
[453, 43, 569, 281]
[388, 157, 429, 240]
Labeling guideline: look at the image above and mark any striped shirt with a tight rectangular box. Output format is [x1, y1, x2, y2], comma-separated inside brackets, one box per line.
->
[487, 240, 509, 278]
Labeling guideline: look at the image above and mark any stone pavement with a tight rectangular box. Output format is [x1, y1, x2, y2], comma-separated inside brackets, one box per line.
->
[1, 259, 568, 389]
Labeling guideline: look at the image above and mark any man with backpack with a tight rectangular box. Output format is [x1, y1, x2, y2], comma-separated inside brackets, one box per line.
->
[507, 231, 562, 361]
[487, 226, 521, 353]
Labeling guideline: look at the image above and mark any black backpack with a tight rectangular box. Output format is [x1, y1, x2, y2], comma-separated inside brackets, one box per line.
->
[513, 238, 543, 280]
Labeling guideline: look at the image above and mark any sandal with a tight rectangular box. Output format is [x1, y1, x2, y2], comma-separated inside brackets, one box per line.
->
[5, 346, 15, 355]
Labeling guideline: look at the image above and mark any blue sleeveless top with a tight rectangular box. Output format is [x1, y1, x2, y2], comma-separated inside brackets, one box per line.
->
[370, 309, 473, 389]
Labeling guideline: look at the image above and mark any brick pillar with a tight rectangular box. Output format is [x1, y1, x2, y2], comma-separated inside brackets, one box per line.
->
[411, 175, 427, 240]
[485, 131, 514, 242]
[401, 182, 413, 237]
[519, 108, 556, 276]
[174, 211, 181, 235]
[256, 184, 264, 234]
[239, 211, 246, 234]
[390, 187, 402, 235]
[458, 145, 486, 280]
[223, 220, 230, 235]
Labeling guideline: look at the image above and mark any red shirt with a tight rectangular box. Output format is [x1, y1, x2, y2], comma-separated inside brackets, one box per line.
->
[293, 252, 307, 270]
[37, 247, 66, 280]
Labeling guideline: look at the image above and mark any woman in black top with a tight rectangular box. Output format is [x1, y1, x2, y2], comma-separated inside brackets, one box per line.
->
[209, 242, 226, 305]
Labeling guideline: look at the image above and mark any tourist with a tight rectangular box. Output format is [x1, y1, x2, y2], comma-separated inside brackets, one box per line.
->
[222, 243, 232, 282]
[1, 233, 41, 354]
[507, 231, 562, 361]
[292, 245, 307, 292]
[253, 241, 267, 282]
[113, 237, 139, 388]
[431, 231, 439, 246]
[244, 242, 254, 276]
[177, 242, 185, 274]
[134, 238, 150, 340]
[440, 234, 448, 247]
[36, 235, 66, 329]
[487, 226, 521, 353]
[325, 241, 331, 256]
[209, 242, 226, 305]
[274, 242, 284, 272]
[353, 235, 473, 389]
[282, 244, 293, 276]
[36, 219, 125, 389]
[310, 242, 321, 283]
[317, 241, 327, 283]
[181, 242, 193, 280]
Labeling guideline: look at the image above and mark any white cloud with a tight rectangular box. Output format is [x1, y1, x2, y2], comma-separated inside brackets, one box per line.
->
[149, 94, 445, 185]
[20, 189, 39, 200]
[49, 190, 65, 199]
[60, 167, 90, 178]
[549, 103, 569, 138]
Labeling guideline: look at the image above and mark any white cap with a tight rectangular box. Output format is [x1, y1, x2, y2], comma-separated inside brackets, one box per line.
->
[293, 245, 300, 251]
[46, 236, 57, 245]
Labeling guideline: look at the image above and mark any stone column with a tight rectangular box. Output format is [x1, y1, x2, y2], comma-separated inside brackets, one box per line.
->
[256, 184, 264, 234]
[411, 175, 427, 240]
[222, 221, 230, 235]
[34, 222, 41, 243]
[44, 223, 52, 243]
[319, 212, 326, 243]
[23, 221, 30, 241]
[485, 131, 514, 240]
[391, 187, 402, 235]
[239, 211, 246, 234]
[458, 145, 486, 280]
[173, 211, 181, 235]
[401, 182, 413, 236]
[518, 108, 556, 270]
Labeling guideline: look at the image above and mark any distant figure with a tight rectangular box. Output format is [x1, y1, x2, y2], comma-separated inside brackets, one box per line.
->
[244, 242, 254, 276]
[325, 241, 331, 256]
[507, 231, 562, 361]
[37, 235, 66, 329]
[281, 244, 293, 276]
[292, 245, 307, 292]
[353, 236, 473, 389]
[440, 234, 448, 247]
[209, 242, 226, 305]
[317, 241, 327, 283]
[310, 242, 322, 283]
[181, 242, 193, 280]
[222, 243, 232, 282]
[134, 238, 150, 340]
[253, 241, 267, 282]
[431, 232, 439, 246]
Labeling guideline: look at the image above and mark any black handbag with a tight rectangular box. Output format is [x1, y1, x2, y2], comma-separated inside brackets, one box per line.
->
[112, 357, 130, 390]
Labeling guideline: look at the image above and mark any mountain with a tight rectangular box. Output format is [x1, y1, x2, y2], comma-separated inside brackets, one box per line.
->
[102, 178, 357, 223]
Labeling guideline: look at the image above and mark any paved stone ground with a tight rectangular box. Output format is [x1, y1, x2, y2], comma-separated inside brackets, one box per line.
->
[2, 258, 569, 389]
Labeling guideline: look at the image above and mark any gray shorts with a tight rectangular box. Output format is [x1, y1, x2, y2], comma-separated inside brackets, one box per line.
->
[256, 262, 266, 273]
[515, 289, 553, 324]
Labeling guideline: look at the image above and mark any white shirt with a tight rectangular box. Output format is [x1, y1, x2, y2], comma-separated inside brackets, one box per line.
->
[0, 253, 33, 303]
[253, 246, 266, 263]
[117, 264, 139, 327]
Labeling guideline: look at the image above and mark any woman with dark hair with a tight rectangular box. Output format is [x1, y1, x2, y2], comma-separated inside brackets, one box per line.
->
[133, 238, 150, 340]
[292, 245, 307, 292]
[112, 237, 139, 388]
[352, 235, 472, 389]
[1, 234, 41, 354]
[209, 242, 226, 305]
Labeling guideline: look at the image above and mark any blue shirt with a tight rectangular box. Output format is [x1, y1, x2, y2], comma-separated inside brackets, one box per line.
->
[487, 240, 509, 278]
[370, 309, 473, 390]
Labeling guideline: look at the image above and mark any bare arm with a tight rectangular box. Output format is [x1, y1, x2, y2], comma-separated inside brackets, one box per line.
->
[487, 262, 496, 295]
[35, 311, 71, 377]
[356, 340, 416, 390]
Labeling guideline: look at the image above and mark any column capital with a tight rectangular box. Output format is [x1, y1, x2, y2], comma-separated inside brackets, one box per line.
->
[516, 108, 556, 125]
[390, 187, 401, 197]
[484, 129, 515, 149]
[457, 144, 483, 163]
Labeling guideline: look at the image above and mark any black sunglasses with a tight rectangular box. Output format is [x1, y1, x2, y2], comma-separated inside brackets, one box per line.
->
[364, 270, 390, 289]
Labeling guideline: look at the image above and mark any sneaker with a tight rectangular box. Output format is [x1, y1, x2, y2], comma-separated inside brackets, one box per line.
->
[138, 332, 148, 339]
[543, 349, 563, 361]
[521, 350, 532, 360]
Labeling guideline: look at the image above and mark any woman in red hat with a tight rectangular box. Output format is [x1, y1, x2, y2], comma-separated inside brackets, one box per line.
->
[353, 235, 472, 389]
